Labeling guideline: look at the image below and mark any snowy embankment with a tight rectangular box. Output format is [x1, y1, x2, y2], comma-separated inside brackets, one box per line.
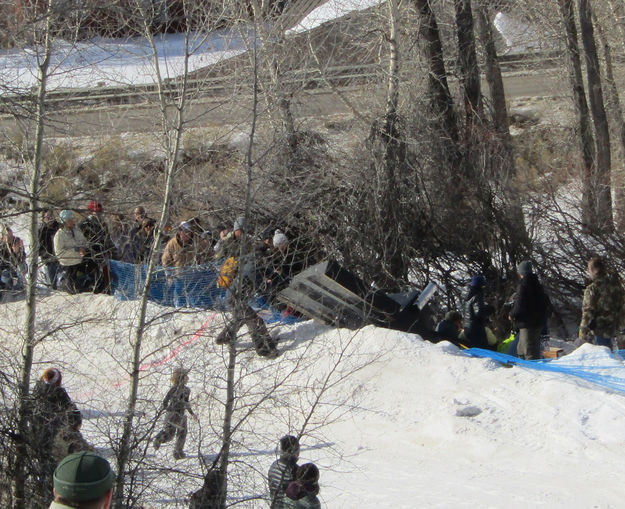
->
[2, 291, 625, 508]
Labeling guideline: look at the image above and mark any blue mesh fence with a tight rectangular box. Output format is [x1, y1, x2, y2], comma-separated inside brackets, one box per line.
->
[465, 347, 625, 394]
[110, 260, 227, 309]
[109, 260, 302, 325]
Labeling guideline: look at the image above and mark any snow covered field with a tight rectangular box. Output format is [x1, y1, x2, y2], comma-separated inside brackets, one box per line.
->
[2, 291, 625, 508]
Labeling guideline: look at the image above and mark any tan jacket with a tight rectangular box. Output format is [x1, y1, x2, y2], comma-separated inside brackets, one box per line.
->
[53, 227, 87, 267]
[161, 235, 195, 269]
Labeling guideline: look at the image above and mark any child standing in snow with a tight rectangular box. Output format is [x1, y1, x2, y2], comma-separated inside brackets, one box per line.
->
[154, 367, 197, 460]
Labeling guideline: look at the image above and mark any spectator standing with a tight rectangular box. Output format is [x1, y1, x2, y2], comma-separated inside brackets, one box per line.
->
[162, 221, 197, 307]
[109, 213, 134, 263]
[38, 210, 61, 289]
[136, 218, 158, 264]
[79, 201, 115, 293]
[0, 224, 26, 290]
[153, 367, 197, 460]
[462, 275, 494, 349]
[30, 368, 83, 496]
[53, 210, 90, 293]
[509, 260, 550, 360]
[50, 451, 115, 509]
[284, 463, 321, 509]
[268, 435, 300, 509]
[215, 216, 279, 358]
[579, 255, 625, 349]
[128, 206, 148, 261]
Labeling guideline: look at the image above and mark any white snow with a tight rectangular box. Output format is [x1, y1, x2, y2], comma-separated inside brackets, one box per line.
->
[2, 291, 625, 508]
[287, 0, 382, 34]
[0, 1, 542, 95]
[0, 28, 252, 93]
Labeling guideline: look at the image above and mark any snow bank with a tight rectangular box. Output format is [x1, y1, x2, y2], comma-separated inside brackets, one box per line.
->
[2, 292, 625, 507]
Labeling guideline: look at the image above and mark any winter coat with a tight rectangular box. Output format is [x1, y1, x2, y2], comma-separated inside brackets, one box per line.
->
[579, 273, 625, 338]
[30, 381, 82, 452]
[0, 236, 25, 270]
[79, 215, 116, 261]
[284, 481, 321, 509]
[162, 234, 195, 269]
[509, 273, 550, 329]
[462, 285, 493, 349]
[161, 384, 194, 418]
[435, 319, 460, 341]
[38, 220, 60, 262]
[53, 227, 87, 267]
[215, 235, 262, 292]
[188, 471, 223, 509]
[268, 456, 298, 509]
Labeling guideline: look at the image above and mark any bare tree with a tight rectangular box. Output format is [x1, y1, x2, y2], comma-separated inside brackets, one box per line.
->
[578, 0, 613, 233]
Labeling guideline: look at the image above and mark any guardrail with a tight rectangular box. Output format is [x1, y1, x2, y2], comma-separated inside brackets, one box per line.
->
[0, 52, 560, 114]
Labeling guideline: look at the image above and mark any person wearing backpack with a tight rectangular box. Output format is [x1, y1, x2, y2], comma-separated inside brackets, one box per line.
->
[214, 216, 279, 358]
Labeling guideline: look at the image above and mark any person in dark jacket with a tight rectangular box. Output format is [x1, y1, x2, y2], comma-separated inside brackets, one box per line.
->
[79, 201, 116, 293]
[0, 223, 27, 290]
[30, 367, 82, 494]
[136, 217, 158, 264]
[509, 260, 550, 360]
[189, 469, 224, 509]
[284, 463, 321, 509]
[462, 275, 494, 349]
[153, 367, 197, 460]
[38, 210, 61, 289]
[268, 435, 300, 509]
[435, 310, 463, 342]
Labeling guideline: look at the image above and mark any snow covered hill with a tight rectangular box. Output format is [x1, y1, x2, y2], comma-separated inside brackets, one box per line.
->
[3, 292, 625, 508]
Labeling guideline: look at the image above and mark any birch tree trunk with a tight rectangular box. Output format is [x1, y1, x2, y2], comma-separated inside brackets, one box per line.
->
[12, 1, 53, 506]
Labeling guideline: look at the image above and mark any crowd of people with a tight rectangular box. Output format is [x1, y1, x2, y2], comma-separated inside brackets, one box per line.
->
[435, 255, 625, 359]
[31, 365, 321, 509]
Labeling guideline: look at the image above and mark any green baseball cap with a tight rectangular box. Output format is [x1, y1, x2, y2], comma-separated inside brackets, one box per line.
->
[53, 451, 115, 502]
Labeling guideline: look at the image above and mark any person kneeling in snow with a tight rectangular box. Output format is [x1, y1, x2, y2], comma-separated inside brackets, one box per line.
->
[153, 367, 197, 460]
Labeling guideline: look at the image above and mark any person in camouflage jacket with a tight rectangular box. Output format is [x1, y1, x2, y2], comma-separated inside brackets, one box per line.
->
[579, 255, 625, 349]
[153, 367, 197, 460]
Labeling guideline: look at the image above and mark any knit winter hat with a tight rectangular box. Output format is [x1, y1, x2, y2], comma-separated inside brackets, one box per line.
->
[296, 463, 319, 483]
[517, 260, 533, 276]
[470, 274, 486, 288]
[88, 201, 103, 213]
[273, 230, 288, 248]
[53, 451, 115, 502]
[233, 216, 248, 232]
[59, 210, 74, 224]
[279, 435, 300, 455]
[42, 367, 62, 386]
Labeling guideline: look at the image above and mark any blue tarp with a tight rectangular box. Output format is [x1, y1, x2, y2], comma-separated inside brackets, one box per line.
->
[465, 347, 625, 394]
